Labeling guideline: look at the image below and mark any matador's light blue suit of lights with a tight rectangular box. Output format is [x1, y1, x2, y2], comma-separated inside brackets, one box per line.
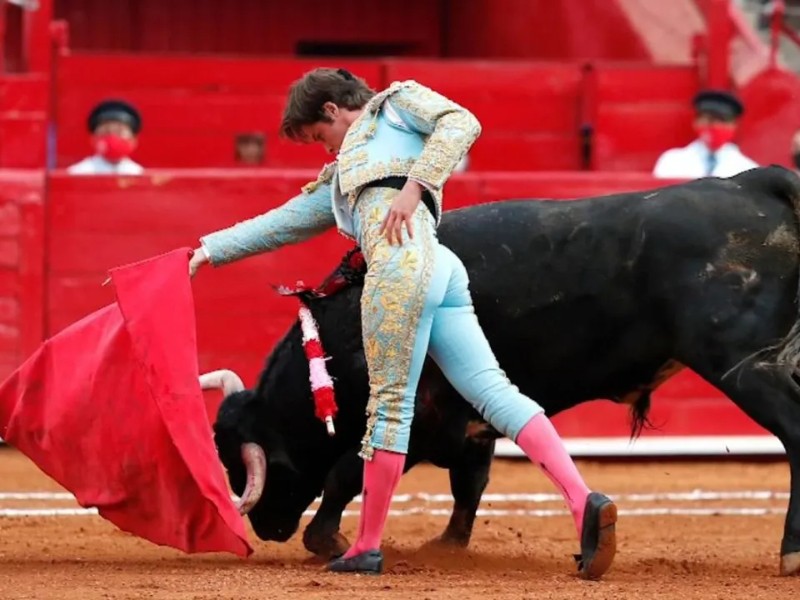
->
[200, 80, 543, 459]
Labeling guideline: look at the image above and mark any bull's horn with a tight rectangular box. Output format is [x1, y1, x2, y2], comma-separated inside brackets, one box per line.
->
[236, 442, 267, 515]
[199, 369, 245, 396]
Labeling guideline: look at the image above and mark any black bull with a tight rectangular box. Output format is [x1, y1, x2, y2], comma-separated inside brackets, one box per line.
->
[209, 166, 800, 576]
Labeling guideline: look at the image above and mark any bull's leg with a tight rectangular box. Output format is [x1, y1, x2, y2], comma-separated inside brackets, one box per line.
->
[438, 438, 495, 547]
[702, 364, 800, 576]
[302, 448, 363, 558]
[303, 447, 425, 558]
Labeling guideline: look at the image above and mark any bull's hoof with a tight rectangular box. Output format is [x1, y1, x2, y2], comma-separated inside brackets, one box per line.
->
[780, 551, 800, 576]
[417, 532, 470, 555]
[575, 492, 617, 581]
[303, 530, 350, 559]
[436, 531, 470, 548]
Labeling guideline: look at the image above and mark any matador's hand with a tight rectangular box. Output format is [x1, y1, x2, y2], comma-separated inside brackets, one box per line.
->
[189, 246, 209, 278]
[379, 180, 423, 246]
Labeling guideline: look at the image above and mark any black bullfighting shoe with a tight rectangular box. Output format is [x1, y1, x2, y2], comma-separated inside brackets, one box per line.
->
[326, 549, 383, 575]
[574, 492, 617, 580]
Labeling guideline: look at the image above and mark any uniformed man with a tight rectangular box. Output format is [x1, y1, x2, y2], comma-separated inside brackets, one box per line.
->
[653, 89, 758, 179]
[67, 99, 144, 175]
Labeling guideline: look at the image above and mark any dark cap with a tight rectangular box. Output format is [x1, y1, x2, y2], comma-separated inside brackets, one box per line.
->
[692, 89, 744, 121]
[87, 99, 142, 134]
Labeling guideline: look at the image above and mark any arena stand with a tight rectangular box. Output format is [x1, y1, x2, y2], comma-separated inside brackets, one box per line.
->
[1, 0, 799, 456]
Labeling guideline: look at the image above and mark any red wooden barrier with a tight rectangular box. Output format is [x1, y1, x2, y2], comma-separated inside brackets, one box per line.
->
[46, 170, 679, 383]
[0, 74, 48, 168]
[0, 169, 776, 452]
[0, 169, 44, 381]
[591, 64, 699, 171]
[45, 170, 352, 388]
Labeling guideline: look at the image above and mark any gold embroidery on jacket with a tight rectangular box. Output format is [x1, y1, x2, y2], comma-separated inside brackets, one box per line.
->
[301, 161, 336, 195]
[390, 82, 481, 194]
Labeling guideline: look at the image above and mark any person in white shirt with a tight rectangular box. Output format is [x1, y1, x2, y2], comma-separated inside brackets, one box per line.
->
[67, 99, 144, 175]
[652, 89, 758, 180]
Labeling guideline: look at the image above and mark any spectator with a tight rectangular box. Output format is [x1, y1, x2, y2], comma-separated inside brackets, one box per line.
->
[67, 99, 144, 175]
[234, 132, 266, 166]
[653, 89, 758, 179]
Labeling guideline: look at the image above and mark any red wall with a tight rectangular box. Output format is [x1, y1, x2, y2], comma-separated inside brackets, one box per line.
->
[44, 171, 353, 391]
[52, 55, 386, 170]
[591, 64, 699, 171]
[32, 169, 682, 388]
[385, 60, 585, 171]
[54, 0, 442, 57]
[52, 0, 656, 62]
[445, 0, 650, 60]
[385, 60, 699, 172]
[51, 54, 700, 173]
[1, 2, 24, 72]
[43, 169, 678, 387]
[0, 170, 44, 381]
[0, 168, 770, 440]
[0, 74, 48, 168]
[738, 68, 800, 170]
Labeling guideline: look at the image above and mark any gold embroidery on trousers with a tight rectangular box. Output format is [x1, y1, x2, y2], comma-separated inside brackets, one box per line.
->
[357, 189, 436, 460]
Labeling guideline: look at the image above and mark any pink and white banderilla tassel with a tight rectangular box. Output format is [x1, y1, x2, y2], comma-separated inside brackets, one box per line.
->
[298, 306, 338, 436]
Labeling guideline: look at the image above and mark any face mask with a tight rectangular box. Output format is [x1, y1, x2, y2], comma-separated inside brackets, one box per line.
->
[93, 134, 135, 162]
[793, 153, 800, 170]
[698, 123, 736, 152]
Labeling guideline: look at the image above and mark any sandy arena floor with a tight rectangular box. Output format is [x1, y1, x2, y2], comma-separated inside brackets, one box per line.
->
[0, 446, 796, 599]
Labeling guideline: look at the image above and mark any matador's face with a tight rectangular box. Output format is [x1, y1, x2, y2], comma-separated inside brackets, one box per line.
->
[299, 102, 362, 155]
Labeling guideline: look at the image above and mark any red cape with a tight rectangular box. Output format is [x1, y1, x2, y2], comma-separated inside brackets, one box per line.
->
[0, 248, 252, 557]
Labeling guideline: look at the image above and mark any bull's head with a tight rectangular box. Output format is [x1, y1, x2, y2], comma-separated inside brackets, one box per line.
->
[202, 370, 318, 542]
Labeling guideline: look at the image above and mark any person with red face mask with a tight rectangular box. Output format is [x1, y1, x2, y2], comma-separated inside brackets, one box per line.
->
[653, 89, 758, 180]
[67, 99, 144, 175]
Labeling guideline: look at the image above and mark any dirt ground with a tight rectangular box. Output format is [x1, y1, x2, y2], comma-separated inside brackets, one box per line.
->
[0, 446, 796, 599]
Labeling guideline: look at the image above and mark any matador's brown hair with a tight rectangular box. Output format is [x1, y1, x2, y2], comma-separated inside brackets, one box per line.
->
[280, 68, 375, 141]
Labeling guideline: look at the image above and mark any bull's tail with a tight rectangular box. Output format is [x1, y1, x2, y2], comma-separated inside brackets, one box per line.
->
[736, 166, 800, 377]
[629, 393, 655, 440]
[768, 168, 800, 376]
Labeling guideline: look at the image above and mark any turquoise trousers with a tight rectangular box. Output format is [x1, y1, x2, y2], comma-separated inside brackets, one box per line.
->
[354, 188, 543, 459]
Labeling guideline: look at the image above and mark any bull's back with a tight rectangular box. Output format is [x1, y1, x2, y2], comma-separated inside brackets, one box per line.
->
[435, 169, 800, 405]
[437, 196, 663, 404]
